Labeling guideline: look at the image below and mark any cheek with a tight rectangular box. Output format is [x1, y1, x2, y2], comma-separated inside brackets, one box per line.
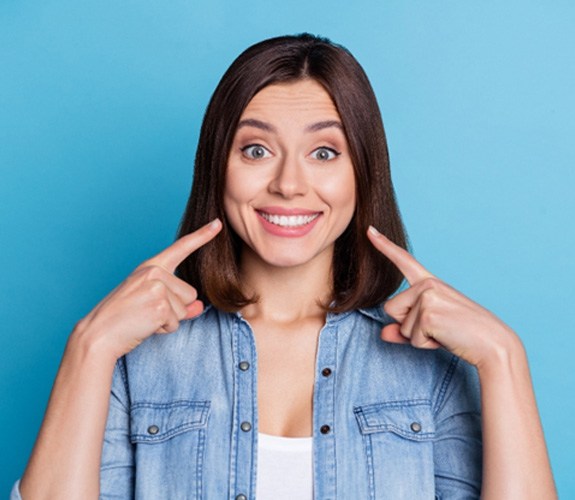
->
[223, 189, 245, 245]
[223, 181, 242, 229]
[318, 170, 357, 215]
[223, 167, 260, 232]
[224, 167, 251, 207]
[224, 158, 269, 197]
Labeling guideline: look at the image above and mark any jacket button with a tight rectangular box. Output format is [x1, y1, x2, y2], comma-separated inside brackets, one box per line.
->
[235, 495, 247, 500]
[321, 367, 332, 377]
[239, 361, 250, 371]
[241, 421, 252, 432]
[320, 424, 331, 434]
[147, 425, 159, 435]
[410, 422, 422, 433]
[238, 361, 250, 372]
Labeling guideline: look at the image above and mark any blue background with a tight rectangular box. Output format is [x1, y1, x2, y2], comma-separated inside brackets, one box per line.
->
[1, 0, 574, 495]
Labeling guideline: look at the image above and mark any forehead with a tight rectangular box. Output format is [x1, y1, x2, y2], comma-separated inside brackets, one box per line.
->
[241, 79, 340, 121]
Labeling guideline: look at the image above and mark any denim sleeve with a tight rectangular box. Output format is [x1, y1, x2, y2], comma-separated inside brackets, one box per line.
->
[8, 361, 134, 500]
[99, 357, 134, 499]
[433, 356, 483, 499]
[9, 480, 22, 500]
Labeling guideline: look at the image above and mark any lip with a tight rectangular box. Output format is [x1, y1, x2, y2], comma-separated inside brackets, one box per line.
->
[257, 206, 320, 216]
[255, 206, 322, 237]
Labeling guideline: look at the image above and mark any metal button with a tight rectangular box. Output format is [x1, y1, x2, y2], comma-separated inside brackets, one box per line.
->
[147, 425, 159, 435]
[321, 367, 332, 377]
[239, 361, 250, 371]
[235, 495, 247, 500]
[240, 421, 252, 432]
[410, 422, 422, 433]
[320, 424, 331, 434]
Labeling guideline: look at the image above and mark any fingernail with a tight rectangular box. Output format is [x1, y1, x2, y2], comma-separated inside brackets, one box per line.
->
[209, 218, 221, 230]
[368, 225, 381, 236]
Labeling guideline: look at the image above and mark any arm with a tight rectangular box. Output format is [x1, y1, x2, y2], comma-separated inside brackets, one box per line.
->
[18, 220, 221, 499]
[477, 333, 555, 498]
[19, 334, 117, 499]
[367, 226, 557, 499]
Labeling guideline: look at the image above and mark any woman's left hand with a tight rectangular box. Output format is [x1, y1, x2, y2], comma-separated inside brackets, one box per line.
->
[368, 226, 558, 498]
[367, 225, 520, 369]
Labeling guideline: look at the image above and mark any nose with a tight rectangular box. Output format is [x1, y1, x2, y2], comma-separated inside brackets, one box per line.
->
[267, 154, 308, 199]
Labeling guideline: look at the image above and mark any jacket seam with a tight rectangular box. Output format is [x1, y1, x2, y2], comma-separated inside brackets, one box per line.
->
[432, 355, 459, 416]
[116, 356, 131, 412]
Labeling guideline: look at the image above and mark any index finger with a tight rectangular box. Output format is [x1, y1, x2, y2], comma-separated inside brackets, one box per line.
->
[367, 225, 433, 285]
[148, 218, 222, 273]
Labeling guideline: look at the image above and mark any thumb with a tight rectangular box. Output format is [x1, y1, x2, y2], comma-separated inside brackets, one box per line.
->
[185, 300, 204, 319]
[381, 323, 410, 344]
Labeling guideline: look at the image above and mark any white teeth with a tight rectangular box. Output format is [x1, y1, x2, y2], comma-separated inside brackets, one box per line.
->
[260, 212, 319, 227]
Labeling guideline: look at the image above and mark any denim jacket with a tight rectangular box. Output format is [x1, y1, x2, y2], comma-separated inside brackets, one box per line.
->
[12, 305, 482, 499]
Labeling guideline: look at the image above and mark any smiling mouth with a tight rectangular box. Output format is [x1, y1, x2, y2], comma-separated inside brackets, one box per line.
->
[257, 211, 321, 228]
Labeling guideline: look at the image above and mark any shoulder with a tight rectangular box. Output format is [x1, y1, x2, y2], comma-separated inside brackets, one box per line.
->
[115, 306, 238, 402]
[336, 306, 479, 413]
[121, 306, 235, 369]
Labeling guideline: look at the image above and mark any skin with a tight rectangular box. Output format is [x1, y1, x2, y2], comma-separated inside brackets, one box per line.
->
[20, 220, 223, 498]
[225, 80, 356, 436]
[366, 226, 557, 498]
[224, 79, 356, 270]
[19, 80, 556, 498]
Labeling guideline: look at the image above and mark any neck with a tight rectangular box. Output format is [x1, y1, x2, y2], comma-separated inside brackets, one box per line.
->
[239, 247, 332, 324]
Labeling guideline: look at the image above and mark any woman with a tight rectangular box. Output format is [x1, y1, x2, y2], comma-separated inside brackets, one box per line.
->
[15, 34, 556, 499]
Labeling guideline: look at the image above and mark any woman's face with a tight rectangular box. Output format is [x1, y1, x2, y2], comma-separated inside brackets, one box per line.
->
[224, 79, 356, 269]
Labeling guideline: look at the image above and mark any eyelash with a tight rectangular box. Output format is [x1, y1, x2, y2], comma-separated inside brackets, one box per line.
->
[240, 144, 341, 161]
[311, 147, 341, 161]
[241, 144, 270, 160]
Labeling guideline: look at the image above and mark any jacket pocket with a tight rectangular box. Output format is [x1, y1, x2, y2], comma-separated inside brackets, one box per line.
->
[130, 400, 210, 444]
[129, 400, 211, 500]
[354, 400, 436, 500]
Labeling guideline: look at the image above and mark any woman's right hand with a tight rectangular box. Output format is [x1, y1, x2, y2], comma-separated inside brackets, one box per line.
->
[19, 222, 222, 499]
[72, 218, 222, 360]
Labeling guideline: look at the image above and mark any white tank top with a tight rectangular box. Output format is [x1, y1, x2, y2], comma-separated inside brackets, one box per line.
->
[255, 433, 314, 499]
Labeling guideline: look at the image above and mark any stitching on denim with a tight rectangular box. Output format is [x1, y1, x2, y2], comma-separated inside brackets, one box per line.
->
[433, 355, 458, 416]
[333, 323, 339, 498]
[131, 400, 209, 410]
[364, 434, 376, 500]
[131, 421, 207, 443]
[357, 399, 431, 411]
[227, 315, 240, 495]
[116, 357, 131, 412]
[196, 427, 206, 498]
[130, 401, 210, 443]
[353, 402, 435, 441]
[248, 318, 258, 498]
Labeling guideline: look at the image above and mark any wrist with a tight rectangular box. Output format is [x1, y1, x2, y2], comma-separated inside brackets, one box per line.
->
[67, 321, 121, 369]
[475, 326, 527, 378]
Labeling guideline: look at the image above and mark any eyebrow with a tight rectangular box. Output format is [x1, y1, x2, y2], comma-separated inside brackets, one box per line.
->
[305, 120, 344, 132]
[236, 119, 276, 133]
[236, 118, 344, 134]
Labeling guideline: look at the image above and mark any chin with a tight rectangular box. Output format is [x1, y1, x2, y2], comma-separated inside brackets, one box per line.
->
[261, 253, 313, 268]
[254, 243, 332, 270]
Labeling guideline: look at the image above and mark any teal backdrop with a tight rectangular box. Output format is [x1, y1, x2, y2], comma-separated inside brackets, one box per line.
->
[1, 0, 574, 495]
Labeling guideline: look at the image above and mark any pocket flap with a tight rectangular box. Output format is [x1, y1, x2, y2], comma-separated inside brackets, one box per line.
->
[354, 399, 435, 441]
[130, 400, 210, 444]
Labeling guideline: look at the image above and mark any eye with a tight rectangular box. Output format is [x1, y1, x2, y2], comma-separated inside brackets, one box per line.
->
[241, 144, 271, 160]
[311, 147, 340, 161]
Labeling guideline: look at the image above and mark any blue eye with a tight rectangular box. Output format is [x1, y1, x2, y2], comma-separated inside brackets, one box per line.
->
[311, 147, 340, 161]
[241, 144, 271, 160]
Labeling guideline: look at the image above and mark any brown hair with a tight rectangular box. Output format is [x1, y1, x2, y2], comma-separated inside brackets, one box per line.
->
[177, 33, 408, 312]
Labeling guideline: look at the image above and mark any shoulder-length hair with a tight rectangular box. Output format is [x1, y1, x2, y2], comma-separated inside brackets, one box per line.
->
[177, 33, 408, 312]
